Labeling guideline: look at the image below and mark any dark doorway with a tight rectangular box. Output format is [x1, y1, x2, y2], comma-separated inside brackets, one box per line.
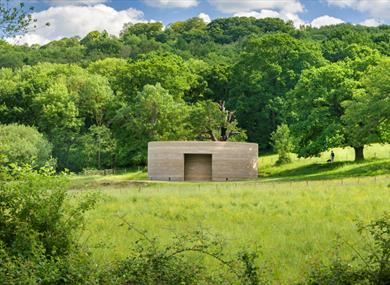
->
[184, 154, 212, 181]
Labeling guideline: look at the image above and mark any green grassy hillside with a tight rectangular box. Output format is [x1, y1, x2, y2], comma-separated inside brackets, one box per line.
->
[259, 144, 390, 181]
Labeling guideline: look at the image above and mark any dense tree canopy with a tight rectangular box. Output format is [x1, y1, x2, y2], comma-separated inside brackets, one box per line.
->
[229, 33, 325, 147]
[288, 47, 388, 161]
[113, 84, 191, 164]
[342, 58, 390, 155]
[0, 15, 389, 170]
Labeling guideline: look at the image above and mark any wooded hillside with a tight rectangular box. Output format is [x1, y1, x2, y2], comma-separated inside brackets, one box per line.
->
[1, 17, 389, 170]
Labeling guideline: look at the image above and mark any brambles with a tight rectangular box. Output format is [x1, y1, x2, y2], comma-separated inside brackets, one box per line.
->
[100, 221, 268, 285]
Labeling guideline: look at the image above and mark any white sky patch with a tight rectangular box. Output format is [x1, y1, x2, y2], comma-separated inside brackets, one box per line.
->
[7, 4, 146, 45]
[326, 0, 390, 20]
[198, 12, 211, 24]
[360, 18, 382, 27]
[143, 0, 198, 8]
[233, 9, 305, 28]
[208, 0, 304, 14]
[234, 9, 280, 19]
[282, 12, 306, 27]
[326, 0, 355, 8]
[311, 15, 345, 28]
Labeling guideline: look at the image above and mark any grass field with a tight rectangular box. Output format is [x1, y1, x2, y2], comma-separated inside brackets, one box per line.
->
[70, 144, 390, 284]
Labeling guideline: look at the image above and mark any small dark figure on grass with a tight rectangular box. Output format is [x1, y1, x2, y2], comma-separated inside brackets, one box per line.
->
[327, 150, 335, 163]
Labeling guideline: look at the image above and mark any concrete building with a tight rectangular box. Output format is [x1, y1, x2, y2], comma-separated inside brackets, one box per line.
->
[148, 141, 258, 181]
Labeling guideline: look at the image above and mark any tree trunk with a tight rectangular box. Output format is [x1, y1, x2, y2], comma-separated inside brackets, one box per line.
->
[98, 139, 101, 169]
[208, 130, 217, 141]
[354, 146, 364, 161]
[271, 111, 276, 131]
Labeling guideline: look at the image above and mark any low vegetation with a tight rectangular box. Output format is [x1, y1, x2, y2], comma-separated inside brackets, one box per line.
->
[0, 2, 389, 284]
[1, 143, 389, 284]
[0, 165, 98, 284]
[64, 144, 389, 284]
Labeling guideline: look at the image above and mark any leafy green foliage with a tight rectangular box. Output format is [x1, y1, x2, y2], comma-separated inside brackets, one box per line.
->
[78, 74, 113, 126]
[79, 125, 117, 170]
[119, 52, 197, 100]
[100, 223, 267, 285]
[0, 63, 117, 170]
[304, 24, 390, 61]
[288, 48, 385, 161]
[271, 124, 293, 165]
[0, 0, 35, 37]
[288, 63, 354, 157]
[190, 100, 246, 141]
[229, 33, 325, 147]
[0, 124, 52, 167]
[342, 58, 390, 147]
[207, 17, 295, 44]
[81, 31, 124, 60]
[113, 84, 191, 164]
[0, 15, 389, 169]
[0, 165, 99, 284]
[121, 22, 165, 41]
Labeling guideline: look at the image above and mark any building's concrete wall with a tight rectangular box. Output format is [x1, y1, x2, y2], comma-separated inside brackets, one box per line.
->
[148, 141, 258, 181]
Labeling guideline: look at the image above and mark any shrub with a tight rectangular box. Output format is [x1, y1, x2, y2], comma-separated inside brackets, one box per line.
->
[0, 124, 52, 167]
[271, 124, 293, 165]
[0, 165, 99, 285]
[100, 222, 268, 285]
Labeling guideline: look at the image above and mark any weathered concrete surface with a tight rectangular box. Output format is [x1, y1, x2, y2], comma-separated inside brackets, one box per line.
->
[148, 141, 258, 181]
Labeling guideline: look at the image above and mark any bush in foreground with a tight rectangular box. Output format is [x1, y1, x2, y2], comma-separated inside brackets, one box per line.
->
[0, 165, 98, 285]
[99, 222, 268, 285]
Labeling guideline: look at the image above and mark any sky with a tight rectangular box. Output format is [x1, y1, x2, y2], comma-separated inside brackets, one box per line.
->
[9, 0, 390, 45]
